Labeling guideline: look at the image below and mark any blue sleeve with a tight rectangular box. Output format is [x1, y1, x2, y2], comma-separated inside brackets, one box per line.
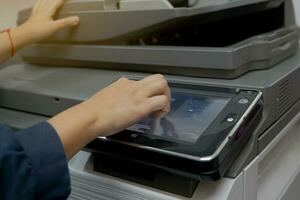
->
[0, 122, 70, 200]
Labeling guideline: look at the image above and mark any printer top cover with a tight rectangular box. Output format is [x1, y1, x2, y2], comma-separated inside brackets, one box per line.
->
[18, 0, 299, 78]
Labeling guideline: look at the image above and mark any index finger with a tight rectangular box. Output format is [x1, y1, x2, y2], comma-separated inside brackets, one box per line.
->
[49, 0, 65, 17]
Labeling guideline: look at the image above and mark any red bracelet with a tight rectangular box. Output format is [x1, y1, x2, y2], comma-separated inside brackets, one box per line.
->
[1, 29, 15, 57]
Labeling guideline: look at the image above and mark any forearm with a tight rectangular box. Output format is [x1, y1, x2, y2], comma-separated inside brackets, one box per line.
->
[47, 75, 170, 160]
[0, 25, 32, 64]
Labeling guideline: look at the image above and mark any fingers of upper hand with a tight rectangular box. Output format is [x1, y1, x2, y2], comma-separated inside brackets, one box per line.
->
[50, 16, 79, 33]
[32, 0, 65, 17]
[50, 0, 65, 17]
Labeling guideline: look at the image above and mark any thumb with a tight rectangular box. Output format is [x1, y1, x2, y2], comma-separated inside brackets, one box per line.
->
[53, 16, 80, 31]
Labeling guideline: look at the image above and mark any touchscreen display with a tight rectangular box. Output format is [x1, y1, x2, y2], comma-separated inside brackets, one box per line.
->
[127, 89, 230, 143]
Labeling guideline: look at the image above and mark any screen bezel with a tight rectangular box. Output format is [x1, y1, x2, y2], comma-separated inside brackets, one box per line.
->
[104, 83, 261, 160]
[126, 87, 232, 143]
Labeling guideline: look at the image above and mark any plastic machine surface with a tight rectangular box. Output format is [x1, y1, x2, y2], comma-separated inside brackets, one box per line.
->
[18, 0, 299, 78]
[0, 49, 300, 196]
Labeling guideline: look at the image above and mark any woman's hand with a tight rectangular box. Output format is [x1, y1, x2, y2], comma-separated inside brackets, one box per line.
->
[48, 74, 171, 159]
[1, 0, 79, 63]
[83, 74, 171, 136]
[12, 0, 79, 50]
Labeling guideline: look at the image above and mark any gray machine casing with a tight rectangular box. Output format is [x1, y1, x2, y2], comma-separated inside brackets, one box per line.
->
[0, 0, 299, 197]
[1, 50, 300, 177]
[17, 0, 299, 78]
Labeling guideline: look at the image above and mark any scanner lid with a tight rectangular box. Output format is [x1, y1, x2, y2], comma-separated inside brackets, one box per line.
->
[17, 0, 285, 42]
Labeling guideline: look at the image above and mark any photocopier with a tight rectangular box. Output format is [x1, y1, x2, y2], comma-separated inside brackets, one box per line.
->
[1, 0, 300, 199]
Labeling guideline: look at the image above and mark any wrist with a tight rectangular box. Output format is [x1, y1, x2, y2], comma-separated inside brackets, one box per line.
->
[49, 103, 100, 139]
[11, 23, 35, 51]
[78, 100, 108, 138]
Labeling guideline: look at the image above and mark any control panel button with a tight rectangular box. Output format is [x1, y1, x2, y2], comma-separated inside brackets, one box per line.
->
[227, 117, 234, 122]
[239, 98, 249, 104]
[223, 113, 238, 124]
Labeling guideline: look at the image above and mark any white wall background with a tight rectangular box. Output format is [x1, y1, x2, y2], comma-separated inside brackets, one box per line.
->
[294, 0, 300, 24]
[0, 0, 36, 29]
